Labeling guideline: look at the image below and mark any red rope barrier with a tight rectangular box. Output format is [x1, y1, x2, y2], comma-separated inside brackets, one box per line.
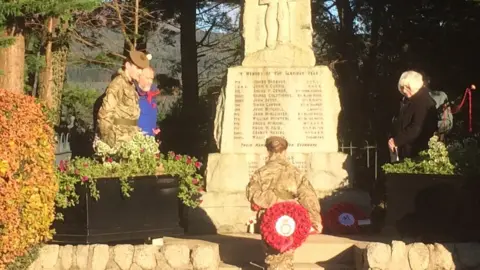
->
[451, 85, 476, 132]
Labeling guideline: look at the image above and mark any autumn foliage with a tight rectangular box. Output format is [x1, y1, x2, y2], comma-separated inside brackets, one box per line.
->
[0, 89, 57, 269]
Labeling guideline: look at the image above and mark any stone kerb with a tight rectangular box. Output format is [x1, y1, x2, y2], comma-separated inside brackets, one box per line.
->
[27, 243, 220, 270]
[362, 241, 480, 270]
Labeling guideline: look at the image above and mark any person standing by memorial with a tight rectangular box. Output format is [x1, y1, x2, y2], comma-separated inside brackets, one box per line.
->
[389, 70, 438, 160]
[246, 136, 322, 269]
[96, 50, 150, 147]
[135, 66, 161, 136]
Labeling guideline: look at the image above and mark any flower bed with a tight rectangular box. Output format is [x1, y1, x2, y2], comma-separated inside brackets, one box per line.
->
[382, 136, 480, 241]
[52, 175, 182, 244]
[54, 132, 204, 243]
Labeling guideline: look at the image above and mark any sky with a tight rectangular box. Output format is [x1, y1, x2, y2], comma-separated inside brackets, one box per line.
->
[196, 1, 340, 33]
[197, 3, 241, 32]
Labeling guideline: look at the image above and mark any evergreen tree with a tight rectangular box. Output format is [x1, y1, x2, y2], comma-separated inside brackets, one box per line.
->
[0, 0, 100, 98]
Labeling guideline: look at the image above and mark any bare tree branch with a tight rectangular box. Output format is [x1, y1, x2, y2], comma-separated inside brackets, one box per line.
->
[197, 18, 217, 47]
[109, 0, 134, 51]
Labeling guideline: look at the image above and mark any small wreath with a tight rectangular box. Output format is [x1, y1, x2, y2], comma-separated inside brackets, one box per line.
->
[260, 201, 312, 253]
[323, 202, 368, 235]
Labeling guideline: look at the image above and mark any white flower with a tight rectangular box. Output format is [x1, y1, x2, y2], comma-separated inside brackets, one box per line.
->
[246, 216, 257, 225]
[146, 54, 152, 60]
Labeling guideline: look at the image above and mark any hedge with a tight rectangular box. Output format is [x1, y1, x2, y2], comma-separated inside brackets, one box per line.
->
[0, 89, 57, 269]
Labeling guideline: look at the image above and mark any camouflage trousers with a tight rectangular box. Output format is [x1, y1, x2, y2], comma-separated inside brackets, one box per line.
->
[262, 242, 294, 270]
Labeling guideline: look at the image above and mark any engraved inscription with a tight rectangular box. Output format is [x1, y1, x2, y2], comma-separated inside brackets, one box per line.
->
[247, 154, 309, 176]
[232, 69, 324, 152]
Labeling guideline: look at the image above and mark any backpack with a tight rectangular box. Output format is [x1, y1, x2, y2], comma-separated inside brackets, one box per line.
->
[429, 91, 453, 134]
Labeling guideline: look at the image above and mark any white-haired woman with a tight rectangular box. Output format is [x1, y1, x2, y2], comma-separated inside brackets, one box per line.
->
[389, 70, 438, 160]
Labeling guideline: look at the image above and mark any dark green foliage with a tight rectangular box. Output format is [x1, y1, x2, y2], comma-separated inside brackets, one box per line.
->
[313, 0, 480, 143]
[61, 84, 99, 130]
[383, 136, 480, 176]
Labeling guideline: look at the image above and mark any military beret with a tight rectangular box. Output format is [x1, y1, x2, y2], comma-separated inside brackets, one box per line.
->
[128, 50, 150, 69]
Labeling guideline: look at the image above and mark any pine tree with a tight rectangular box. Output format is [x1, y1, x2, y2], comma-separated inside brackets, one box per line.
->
[0, 0, 100, 100]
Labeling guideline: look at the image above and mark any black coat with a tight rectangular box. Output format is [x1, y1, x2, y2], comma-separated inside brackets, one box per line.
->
[391, 87, 438, 159]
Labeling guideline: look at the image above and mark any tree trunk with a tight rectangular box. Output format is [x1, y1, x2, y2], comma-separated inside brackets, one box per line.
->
[179, 0, 199, 154]
[38, 17, 69, 124]
[51, 44, 69, 122]
[0, 34, 25, 93]
[38, 17, 54, 107]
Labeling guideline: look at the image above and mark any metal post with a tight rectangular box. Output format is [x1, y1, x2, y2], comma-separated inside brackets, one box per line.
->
[374, 144, 378, 180]
[365, 140, 370, 168]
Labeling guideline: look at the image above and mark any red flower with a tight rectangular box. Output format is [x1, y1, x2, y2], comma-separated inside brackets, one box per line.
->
[74, 169, 79, 175]
[260, 201, 311, 253]
[186, 157, 192, 164]
[192, 178, 199, 185]
[152, 128, 161, 135]
[81, 176, 89, 182]
[58, 160, 66, 172]
[106, 157, 113, 163]
[175, 155, 181, 161]
[195, 161, 202, 169]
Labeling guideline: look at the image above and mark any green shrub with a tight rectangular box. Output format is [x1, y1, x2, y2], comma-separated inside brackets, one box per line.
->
[382, 135, 479, 176]
[0, 89, 57, 268]
[61, 85, 98, 130]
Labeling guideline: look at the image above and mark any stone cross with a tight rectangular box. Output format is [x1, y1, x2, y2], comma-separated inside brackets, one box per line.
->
[258, 0, 296, 49]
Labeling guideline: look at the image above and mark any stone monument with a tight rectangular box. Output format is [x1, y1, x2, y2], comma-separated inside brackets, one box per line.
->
[189, 0, 357, 233]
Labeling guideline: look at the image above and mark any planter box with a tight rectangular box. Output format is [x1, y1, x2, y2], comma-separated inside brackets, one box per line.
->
[52, 175, 183, 244]
[384, 173, 480, 241]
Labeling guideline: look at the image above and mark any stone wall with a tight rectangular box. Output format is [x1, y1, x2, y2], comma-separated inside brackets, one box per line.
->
[361, 241, 480, 270]
[28, 243, 220, 270]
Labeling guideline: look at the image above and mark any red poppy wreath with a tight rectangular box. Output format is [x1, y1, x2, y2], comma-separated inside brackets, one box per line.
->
[260, 201, 312, 253]
[323, 202, 368, 235]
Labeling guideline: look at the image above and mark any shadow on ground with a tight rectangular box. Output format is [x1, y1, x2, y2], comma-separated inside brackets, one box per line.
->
[174, 207, 265, 268]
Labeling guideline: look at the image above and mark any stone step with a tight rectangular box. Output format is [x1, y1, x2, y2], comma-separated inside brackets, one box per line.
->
[219, 262, 356, 269]
[164, 233, 386, 266]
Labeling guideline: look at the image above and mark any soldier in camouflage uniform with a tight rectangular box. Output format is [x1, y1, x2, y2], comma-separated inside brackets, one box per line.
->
[246, 136, 322, 270]
[97, 50, 150, 147]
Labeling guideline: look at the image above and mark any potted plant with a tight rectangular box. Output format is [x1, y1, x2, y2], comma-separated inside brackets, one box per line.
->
[54, 132, 204, 244]
[381, 135, 480, 240]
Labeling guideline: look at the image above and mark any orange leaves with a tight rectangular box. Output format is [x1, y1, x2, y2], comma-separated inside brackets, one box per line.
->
[0, 89, 57, 269]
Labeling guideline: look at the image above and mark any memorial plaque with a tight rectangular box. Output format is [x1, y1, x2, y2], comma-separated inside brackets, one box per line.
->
[219, 66, 339, 153]
[245, 153, 310, 176]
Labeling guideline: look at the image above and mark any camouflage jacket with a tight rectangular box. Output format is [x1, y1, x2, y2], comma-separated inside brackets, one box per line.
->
[97, 69, 141, 147]
[246, 157, 321, 226]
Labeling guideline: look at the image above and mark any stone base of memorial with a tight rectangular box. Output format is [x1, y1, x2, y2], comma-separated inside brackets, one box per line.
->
[383, 173, 480, 241]
[51, 175, 183, 244]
